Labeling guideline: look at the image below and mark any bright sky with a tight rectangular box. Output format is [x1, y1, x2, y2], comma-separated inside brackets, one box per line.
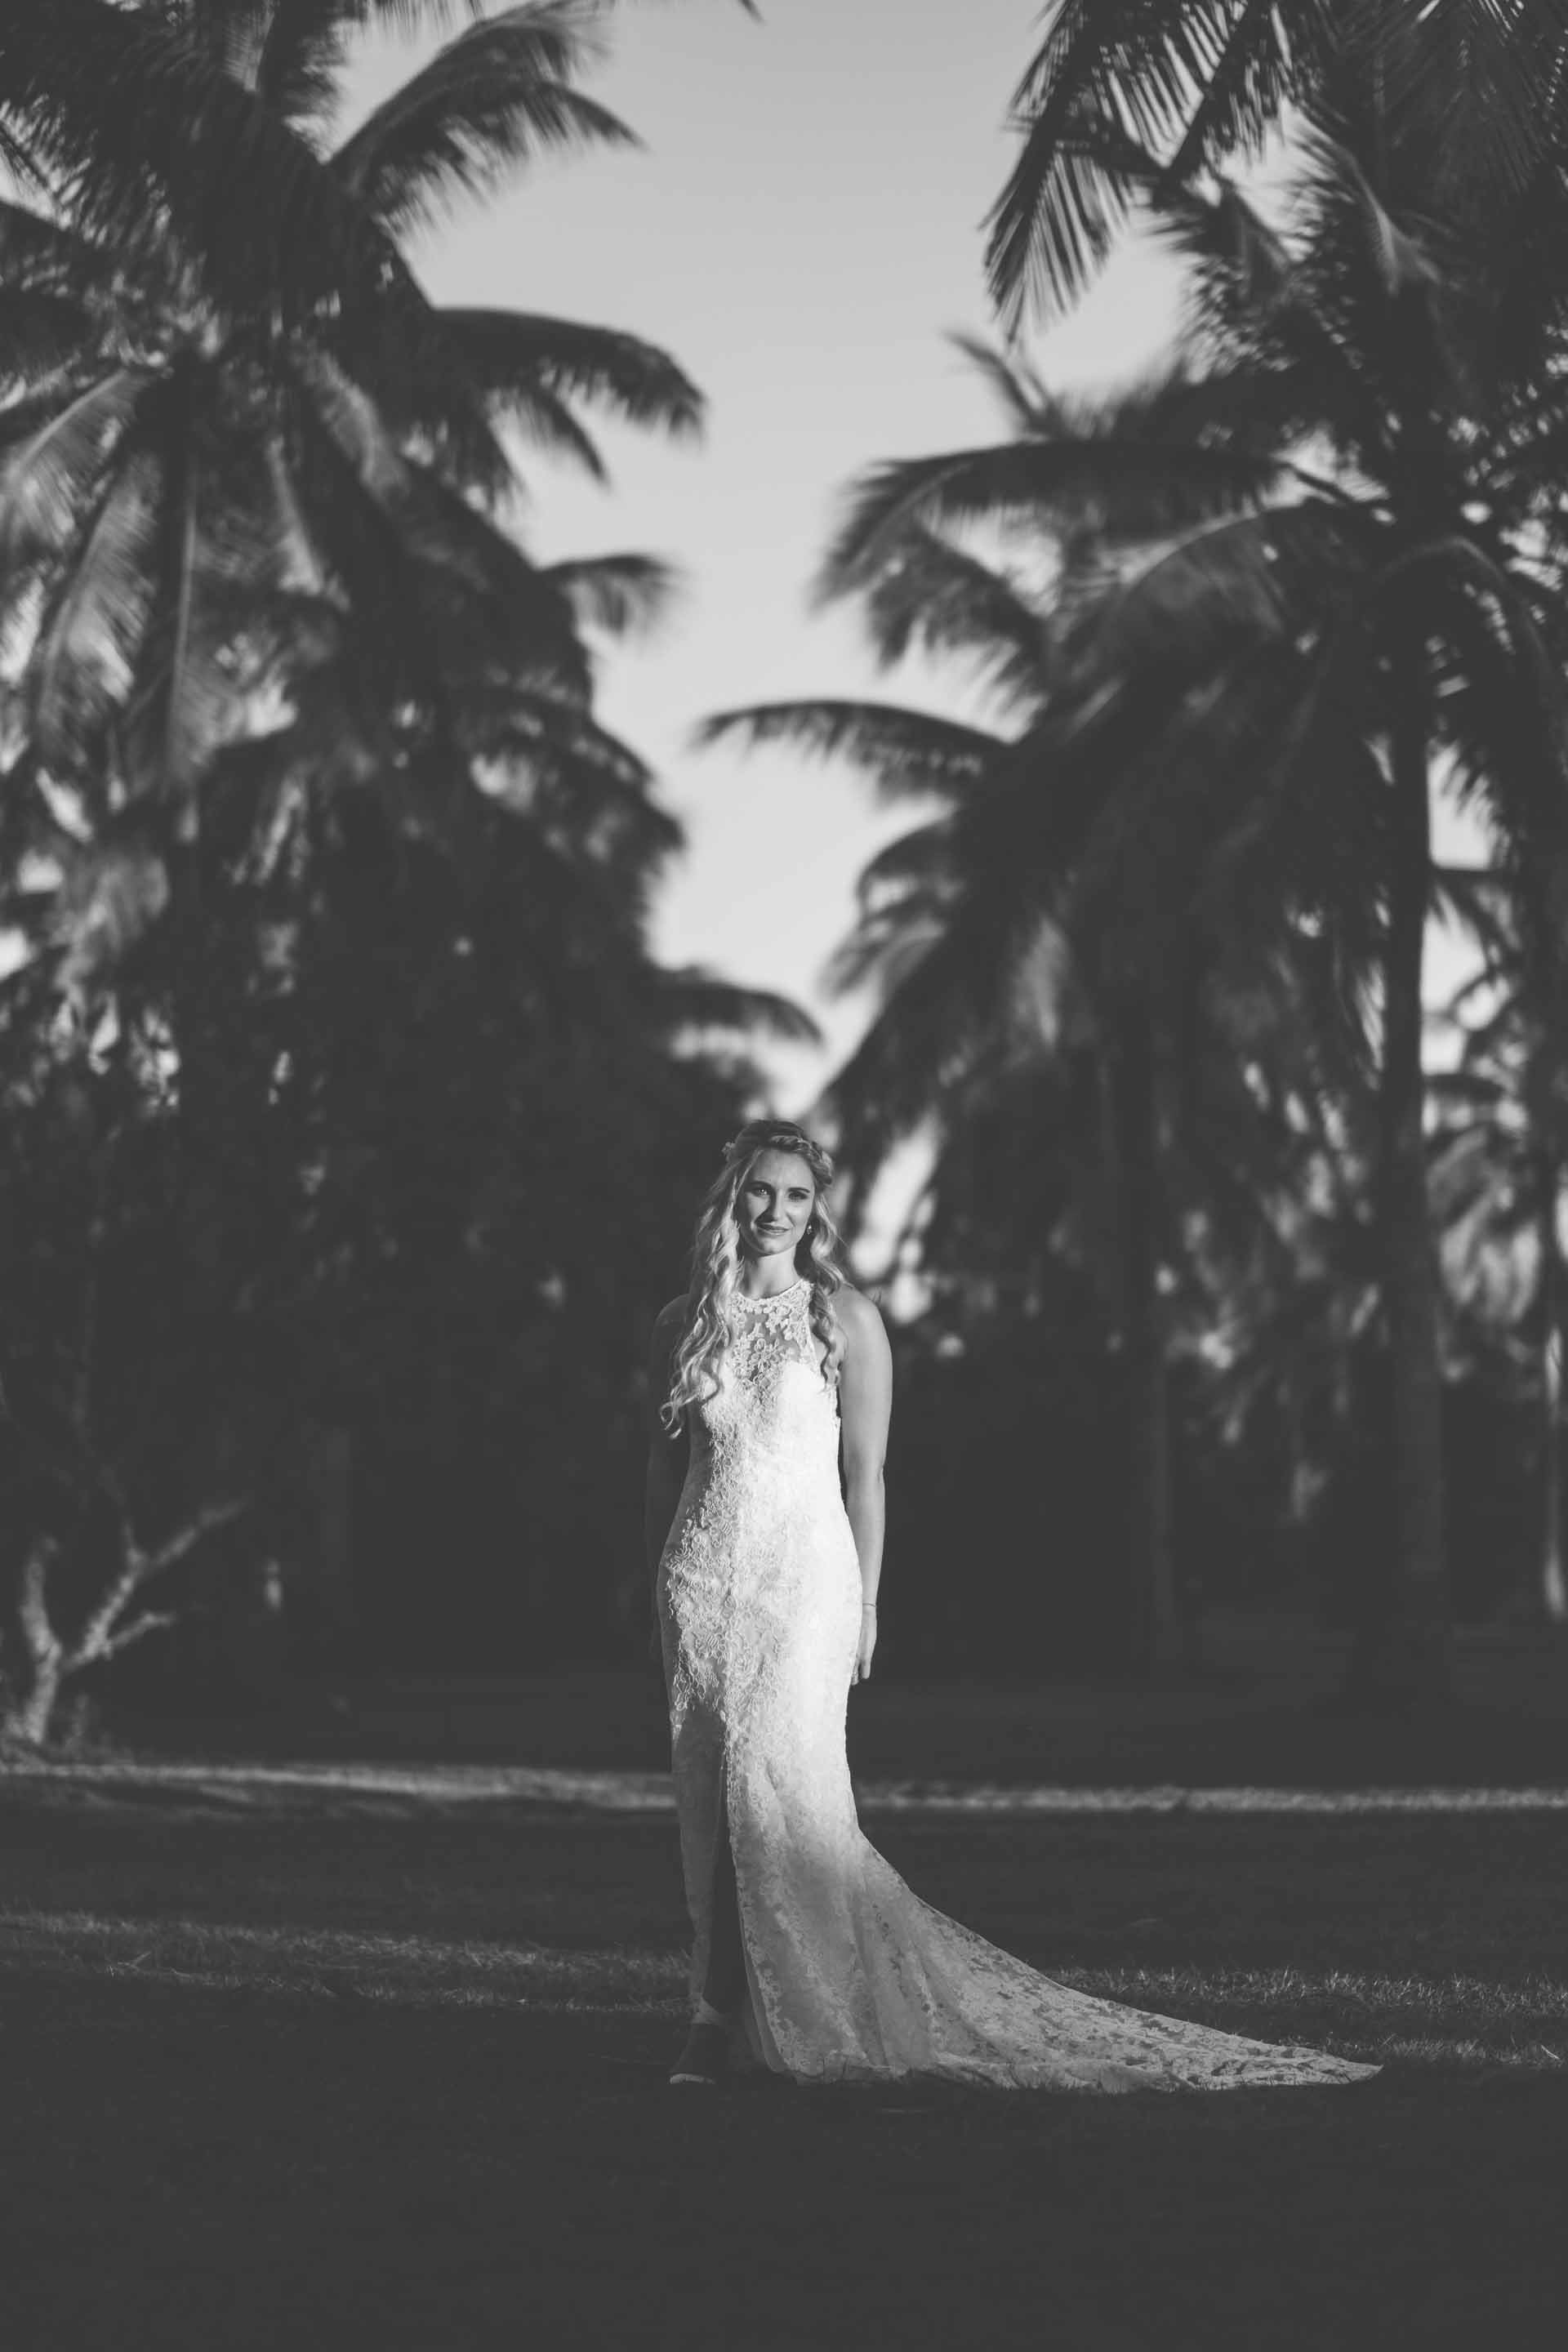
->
[345, 0, 1191, 1112]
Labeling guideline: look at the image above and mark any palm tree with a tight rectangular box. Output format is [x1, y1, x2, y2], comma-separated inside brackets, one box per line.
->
[0, 2, 710, 987]
[700, 345, 1379, 1673]
[986, 2, 1568, 326]
[836, 69, 1568, 1701]
[984, 0, 1568, 1661]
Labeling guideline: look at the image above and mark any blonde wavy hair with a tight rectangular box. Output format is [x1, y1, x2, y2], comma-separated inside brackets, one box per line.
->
[661, 1119, 849, 1432]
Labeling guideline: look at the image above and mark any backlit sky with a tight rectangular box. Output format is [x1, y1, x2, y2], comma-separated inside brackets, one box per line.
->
[345, 0, 1481, 1125]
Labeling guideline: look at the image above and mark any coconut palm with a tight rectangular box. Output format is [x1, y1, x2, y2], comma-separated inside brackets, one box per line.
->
[987, 1, 1568, 326]
[0, 2, 713, 986]
[0, 4, 633, 442]
[700, 348, 1377, 1672]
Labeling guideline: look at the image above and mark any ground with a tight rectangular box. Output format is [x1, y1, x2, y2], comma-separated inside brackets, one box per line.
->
[3, 1671, 1567, 2351]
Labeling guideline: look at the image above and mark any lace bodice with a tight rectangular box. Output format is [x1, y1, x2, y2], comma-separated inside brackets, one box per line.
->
[693, 1278, 837, 1466]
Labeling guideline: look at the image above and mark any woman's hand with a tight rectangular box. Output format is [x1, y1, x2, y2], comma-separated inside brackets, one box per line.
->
[852, 1604, 877, 1686]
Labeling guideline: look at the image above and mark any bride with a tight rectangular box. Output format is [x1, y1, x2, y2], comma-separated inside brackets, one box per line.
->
[645, 1118, 1378, 2094]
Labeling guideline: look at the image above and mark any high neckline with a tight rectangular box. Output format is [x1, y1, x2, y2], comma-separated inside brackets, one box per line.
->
[734, 1275, 808, 1312]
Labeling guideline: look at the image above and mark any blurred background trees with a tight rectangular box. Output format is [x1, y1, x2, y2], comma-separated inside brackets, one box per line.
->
[0, 1, 795, 1743]
[5, 3, 1568, 1740]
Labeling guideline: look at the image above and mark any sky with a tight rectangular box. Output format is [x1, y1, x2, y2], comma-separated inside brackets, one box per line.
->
[344, 0, 1485, 1134]
[343, 0, 1192, 1113]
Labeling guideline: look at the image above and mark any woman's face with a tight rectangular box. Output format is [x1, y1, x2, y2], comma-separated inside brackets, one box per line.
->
[737, 1149, 816, 1263]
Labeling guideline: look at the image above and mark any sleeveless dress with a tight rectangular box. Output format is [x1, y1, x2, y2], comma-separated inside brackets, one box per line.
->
[656, 1277, 1378, 2092]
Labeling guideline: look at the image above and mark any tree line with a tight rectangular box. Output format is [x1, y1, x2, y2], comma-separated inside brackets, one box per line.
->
[0, 1, 787, 1744]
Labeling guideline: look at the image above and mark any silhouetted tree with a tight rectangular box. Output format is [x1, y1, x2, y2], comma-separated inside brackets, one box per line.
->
[980, 4, 1568, 1706]
[702, 346, 1370, 1676]
[0, 0, 789, 1739]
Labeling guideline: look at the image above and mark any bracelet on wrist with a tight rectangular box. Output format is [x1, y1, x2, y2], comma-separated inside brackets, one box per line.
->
[861, 1601, 877, 1613]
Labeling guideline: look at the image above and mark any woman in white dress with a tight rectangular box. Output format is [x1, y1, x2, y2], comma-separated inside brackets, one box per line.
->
[645, 1119, 1378, 2094]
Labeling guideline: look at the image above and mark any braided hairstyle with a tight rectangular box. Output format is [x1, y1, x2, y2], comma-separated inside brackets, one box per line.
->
[661, 1119, 849, 1432]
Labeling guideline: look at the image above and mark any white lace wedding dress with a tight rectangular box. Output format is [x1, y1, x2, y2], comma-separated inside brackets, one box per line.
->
[657, 1277, 1378, 2092]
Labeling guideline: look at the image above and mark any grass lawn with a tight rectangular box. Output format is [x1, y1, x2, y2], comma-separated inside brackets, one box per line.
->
[2, 1753, 1567, 2351]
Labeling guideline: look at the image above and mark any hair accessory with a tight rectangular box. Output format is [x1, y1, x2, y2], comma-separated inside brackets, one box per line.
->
[731, 1120, 800, 1149]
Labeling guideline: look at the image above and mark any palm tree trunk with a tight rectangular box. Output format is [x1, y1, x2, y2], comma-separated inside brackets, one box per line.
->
[1110, 991, 1180, 1678]
[1538, 1160, 1568, 1624]
[1353, 644, 1450, 1704]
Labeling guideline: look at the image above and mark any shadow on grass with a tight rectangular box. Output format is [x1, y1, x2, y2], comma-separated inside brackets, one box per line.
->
[3, 1764, 1568, 2349]
[3, 1765, 1566, 2057]
[4, 1964, 1567, 2352]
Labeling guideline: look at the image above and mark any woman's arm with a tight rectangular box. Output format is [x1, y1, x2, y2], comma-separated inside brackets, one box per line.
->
[644, 1301, 688, 1614]
[837, 1288, 893, 1683]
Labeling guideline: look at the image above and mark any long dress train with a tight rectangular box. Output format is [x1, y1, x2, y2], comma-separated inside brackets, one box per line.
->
[656, 1279, 1378, 2092]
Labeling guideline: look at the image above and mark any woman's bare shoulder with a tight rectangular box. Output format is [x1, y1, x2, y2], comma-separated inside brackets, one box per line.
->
[834, 1284, 888, 1342]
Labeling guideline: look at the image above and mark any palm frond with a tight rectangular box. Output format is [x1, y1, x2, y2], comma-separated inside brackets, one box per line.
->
[490, 376, 609, 479]
[695, 700, 1007, 804]
[983, 0, 1331, 327]
[1416, 547, 1568, 943]
[1349, 0, 1568, 214]
[251, 0, 371, 125]
[330, 2, 635, 234]
[846, 818, 962, 913]
[819, 862, 1064, 1183]
[853, 524, 1049, 713]
[0, 7, 399, 331]
[1294, 121, 1446, 298]
[391, 462, 594, 698]
[541, 553, 676, 639]
[27, 440, 163, 773]
[826, 808, 966, 1002]
[647, 968, 822, 1048]
[479, 696, 680, 886]
[16, 359, 285, 807]
[283, 355, 447, 710]
[1067, 497, 1373, 691]
[433, 306, 704, 444]
[1145, 178, 1390, 461]
[1160, 0, 1324, 189]
[0, 371, 152, 569]
[820, 423, 1283, 597]
[945, 330, 1066, 435]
